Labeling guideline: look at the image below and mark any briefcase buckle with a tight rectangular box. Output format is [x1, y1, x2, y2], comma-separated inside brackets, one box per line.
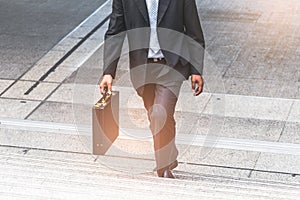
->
[95, 91, 112, 108]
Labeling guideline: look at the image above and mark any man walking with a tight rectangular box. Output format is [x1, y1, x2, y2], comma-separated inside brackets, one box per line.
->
[100, 0, 205, 178]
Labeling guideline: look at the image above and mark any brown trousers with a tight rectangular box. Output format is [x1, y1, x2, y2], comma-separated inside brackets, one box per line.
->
[134, 61, 184, 170]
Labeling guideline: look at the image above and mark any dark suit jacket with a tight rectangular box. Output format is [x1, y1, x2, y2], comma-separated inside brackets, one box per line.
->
[103, 0, 205, 79]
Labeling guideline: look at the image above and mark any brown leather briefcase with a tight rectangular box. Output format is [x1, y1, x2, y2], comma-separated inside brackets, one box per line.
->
[92, 91, 119, 155]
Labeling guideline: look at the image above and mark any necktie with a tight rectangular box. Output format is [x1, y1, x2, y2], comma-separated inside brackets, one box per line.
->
[148, 0, 160, 53]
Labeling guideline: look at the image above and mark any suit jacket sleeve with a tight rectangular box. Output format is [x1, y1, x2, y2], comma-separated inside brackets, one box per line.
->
[103, 0, 126, 78]
[184, 0, 205, 75]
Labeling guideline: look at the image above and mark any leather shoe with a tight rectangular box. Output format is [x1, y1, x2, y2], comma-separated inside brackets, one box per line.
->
[157, 160, 178, 178]
[162, 169, 175, 178]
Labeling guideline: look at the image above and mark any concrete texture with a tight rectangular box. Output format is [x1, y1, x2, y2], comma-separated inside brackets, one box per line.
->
[1, 146, 299, 200]
[44, 67, 77, 83]
[203, 94, 294, 121]
[27, 102, 75, 124]
[198, 0, 300, 98]
[2, 80, 59, 101]
[0, 128, 88, 153]
[0, 80, 14, 94]
[220, 117, 284, 141]
[0, 63, 32, 80]
[254, 153, 300, 174]
[0, 99, 40, 119]
[176, 163, 251, 179]
[179, 146, 260, 169]
[47, 83, 75, 103]
[288, 101, 300, 123]
[279, 122, 300, 144]
[250, 171, 300, 184]
[20, 50, 67, 81]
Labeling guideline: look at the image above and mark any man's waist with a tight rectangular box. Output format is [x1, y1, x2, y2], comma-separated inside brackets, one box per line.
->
[147, 57, 166, 63]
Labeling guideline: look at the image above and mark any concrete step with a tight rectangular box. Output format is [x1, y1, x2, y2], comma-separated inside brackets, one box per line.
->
[1, 118, 300, 157]
[1, 118, 300, 178]
[50, 83, 300, 124]
[0, 147, 299, 200]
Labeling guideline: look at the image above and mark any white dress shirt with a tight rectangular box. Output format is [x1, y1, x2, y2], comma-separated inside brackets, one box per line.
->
[145, 0, 164, 58]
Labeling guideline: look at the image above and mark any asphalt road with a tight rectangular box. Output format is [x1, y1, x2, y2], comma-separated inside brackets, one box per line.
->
[0, 0, 106, 80]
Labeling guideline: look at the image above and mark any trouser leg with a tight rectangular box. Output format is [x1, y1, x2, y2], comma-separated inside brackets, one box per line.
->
[136, 82, 182, 170]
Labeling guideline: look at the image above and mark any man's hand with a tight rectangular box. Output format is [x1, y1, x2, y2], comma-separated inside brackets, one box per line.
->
[99, 74, 113, 94]
[191, 74, 203, 96]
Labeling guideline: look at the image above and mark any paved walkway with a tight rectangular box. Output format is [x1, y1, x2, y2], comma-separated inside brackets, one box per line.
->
[0, 0, 300, 199]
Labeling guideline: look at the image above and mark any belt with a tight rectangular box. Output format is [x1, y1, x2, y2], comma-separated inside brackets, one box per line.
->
[147, 57, 165, 63]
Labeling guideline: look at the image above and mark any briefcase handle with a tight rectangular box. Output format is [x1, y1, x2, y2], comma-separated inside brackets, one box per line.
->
[95, 90, 112, 108]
